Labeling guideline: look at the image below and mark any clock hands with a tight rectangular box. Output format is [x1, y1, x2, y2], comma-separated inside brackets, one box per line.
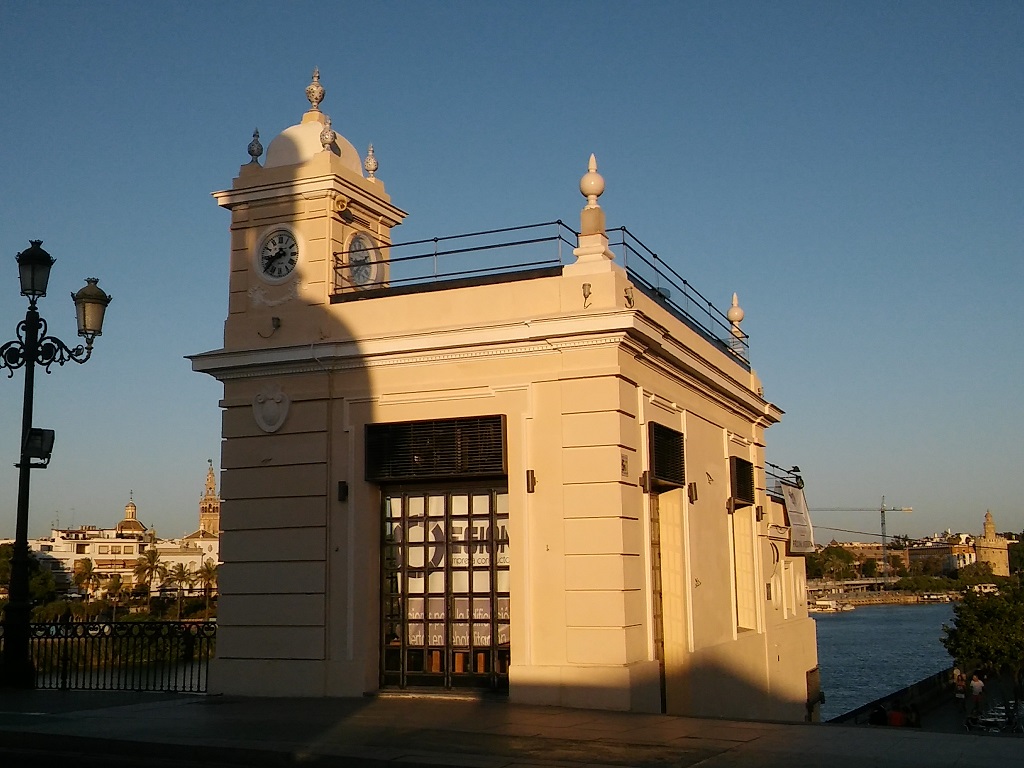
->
[263, 246, 294, 274]
[258, 231, 298, 281]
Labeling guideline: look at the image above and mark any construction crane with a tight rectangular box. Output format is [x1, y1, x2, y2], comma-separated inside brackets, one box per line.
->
[809, 497, 913, 582]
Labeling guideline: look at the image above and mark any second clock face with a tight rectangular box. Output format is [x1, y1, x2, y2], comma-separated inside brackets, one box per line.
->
[258, 230, 299, 281]
[348, 233, 379, 287]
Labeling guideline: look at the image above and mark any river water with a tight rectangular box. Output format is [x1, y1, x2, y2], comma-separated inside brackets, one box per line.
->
[813, 602, 955, 720]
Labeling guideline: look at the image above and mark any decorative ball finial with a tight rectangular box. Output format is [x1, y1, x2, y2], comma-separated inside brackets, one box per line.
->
[320, 116, 336, 152]
[306, 67, 325, 111]
[364, 144, 378, 179]
[727, 293, 746, 356]
[579, 153, 605, 208]
[248, 128, 263, 164]
[727, 292, 745, 325]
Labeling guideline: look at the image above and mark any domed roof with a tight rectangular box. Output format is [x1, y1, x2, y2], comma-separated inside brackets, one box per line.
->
[263, 69, 363, 175]
[265, 116, 362, 175]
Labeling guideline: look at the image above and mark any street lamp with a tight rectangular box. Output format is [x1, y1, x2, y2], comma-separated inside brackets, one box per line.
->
[0, 240, 111, 688]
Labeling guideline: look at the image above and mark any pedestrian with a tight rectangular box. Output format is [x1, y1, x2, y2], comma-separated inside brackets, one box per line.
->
[954, 671, 967, 710]
[969, 673, 984, 716]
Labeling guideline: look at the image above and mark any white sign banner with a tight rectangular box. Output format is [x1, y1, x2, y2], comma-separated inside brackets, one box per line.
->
[780, 481, 816, 554]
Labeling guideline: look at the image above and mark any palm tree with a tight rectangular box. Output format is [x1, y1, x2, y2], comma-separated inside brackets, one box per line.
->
[197, 559, 218, 616]
[165, 563, 194, 620]
[105, 573, 125, 621]
[133, 548, 166, 614]
[73, 558, 102, 603]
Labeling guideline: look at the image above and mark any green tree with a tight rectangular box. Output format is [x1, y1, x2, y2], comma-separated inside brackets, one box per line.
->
[942, 580, 1024, 719]
[819, 545, 855, 582]
[888, 554, 909, 577]
[912, 555, 945, 577]
[164, 563, 194, 620]
[105, 573, 125, 621]
[893, 574, 954, 593]
[956, 561, 996, 588]
[0, 543, 57, 611]
[73, 558, 103, 602]
[804, 545, 855, 581]
[1008, 541, 1024, 575]
[196, 559, 218, 616]
[133, 548, 166, 614]
[860, 558, 878, 578]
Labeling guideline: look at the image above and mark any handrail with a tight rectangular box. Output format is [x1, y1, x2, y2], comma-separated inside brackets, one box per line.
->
[331, 220, 749, 363]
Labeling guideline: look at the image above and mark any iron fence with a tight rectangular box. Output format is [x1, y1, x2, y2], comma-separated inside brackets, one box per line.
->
[331, 221, 749, 366]
[333, 220, 577, 294]
[1, 620, 216, 692]
[609, 227, 749, 365]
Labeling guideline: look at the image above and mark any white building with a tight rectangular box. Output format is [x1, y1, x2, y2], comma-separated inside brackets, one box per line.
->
[191, 71, 819, 721]
[21, 464, 221, 598]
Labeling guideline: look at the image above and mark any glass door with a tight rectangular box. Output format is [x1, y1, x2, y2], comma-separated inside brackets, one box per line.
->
[382, 488, 509, 691]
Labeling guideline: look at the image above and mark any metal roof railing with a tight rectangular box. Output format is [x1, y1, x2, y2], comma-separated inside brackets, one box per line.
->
[609, 227, 749, 364]
[333, 221, 578, 293]
[332, 221, 748, 365]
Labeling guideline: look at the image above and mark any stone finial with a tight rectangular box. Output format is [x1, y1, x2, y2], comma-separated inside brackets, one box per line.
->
[579, 153, 605, 209]
[247, 128, 263, 164]
[306, 67, 325, 111]
[568, 153, 616, 268]
[320, 116, 336, 152]
[727, 292, 745, 325]
[728, 293, 746, 355]
[364, 144, 378, 179]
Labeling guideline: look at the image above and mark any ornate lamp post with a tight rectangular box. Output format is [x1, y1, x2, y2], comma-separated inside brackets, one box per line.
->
[0, 240, 111, 688]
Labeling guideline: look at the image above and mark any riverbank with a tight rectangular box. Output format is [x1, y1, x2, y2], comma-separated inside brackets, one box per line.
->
[809, 591, 959, 608]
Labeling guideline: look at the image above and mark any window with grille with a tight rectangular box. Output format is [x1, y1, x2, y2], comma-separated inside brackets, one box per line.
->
[366, 416, 507, 482]
[730, 456, 755, 508]
[648, 422, 685, 491]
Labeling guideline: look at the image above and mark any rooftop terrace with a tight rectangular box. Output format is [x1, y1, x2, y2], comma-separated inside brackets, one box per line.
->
[331, 220, 750, 365]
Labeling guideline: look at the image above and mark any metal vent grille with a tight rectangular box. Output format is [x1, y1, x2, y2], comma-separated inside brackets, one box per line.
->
[366, 416, 507, 482]
[730, 456, 756, 507]
[649, 422, 685, 490]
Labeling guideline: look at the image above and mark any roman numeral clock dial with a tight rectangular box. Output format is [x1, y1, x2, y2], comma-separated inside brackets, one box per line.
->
[257, 229, 299, 282]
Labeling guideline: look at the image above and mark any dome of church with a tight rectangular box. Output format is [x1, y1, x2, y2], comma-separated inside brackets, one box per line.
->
[265, 119, 362, 174]
[117, 518, 146, 533]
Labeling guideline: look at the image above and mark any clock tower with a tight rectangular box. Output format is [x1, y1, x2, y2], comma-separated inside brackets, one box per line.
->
[212, 68, 406, 351]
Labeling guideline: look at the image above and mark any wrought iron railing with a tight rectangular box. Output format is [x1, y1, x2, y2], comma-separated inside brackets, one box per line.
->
[764, 461, 805, 500]
[331, 221, 748, 364]
[1, 620, 216, 692]
[333, 220, 577, 294]
[607, 227, 749, 364]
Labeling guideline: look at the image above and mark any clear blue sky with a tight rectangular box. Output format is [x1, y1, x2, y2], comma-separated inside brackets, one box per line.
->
[1, 2, 1021, 543]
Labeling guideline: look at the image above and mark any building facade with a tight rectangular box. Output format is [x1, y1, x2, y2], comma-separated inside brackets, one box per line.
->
[191, 72, 818, 720]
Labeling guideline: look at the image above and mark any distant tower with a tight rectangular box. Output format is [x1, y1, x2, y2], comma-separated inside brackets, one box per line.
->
[975, 510, 1009, 577]
[199, 460, 221, 536]
[115, 491, 148, 537]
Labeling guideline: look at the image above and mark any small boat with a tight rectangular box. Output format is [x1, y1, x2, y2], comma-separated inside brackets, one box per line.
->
[808, 599, 855, 613]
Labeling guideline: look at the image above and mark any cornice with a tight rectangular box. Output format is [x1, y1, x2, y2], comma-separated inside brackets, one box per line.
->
[213, 172, 406, 226]
[190, 332, 621, 381]
[190, 307, 779, 423]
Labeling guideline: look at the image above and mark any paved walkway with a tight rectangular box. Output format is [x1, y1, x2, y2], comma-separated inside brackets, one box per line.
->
[0, 689, 1019, 767]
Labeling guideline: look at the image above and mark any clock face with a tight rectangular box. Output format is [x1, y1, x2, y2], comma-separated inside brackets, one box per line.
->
[348, 233, 379, 287]
[258, 230, 299, 281]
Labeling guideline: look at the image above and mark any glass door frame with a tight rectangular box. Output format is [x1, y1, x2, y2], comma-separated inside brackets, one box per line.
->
[380, 482, 510, 692]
